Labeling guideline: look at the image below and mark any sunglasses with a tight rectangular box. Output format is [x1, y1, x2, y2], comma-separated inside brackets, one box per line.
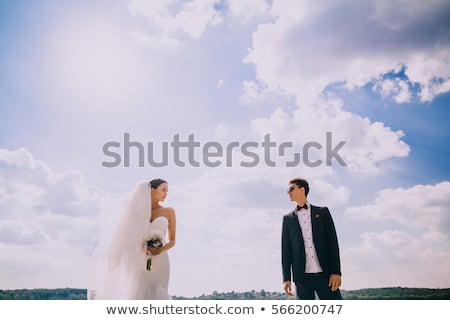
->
[287, 185, 296, 193]
[287, 185, 304, 193]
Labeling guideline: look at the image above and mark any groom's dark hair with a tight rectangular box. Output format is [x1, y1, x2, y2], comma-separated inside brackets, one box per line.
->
[149, 178, 167, 189]
[289, 177, 309, 196]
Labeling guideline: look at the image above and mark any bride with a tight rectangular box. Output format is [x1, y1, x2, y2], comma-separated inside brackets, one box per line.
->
[88, 178, 176, 300]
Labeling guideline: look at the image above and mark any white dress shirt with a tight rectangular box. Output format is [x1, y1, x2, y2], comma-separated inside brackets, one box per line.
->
[296, 202, 323, 273]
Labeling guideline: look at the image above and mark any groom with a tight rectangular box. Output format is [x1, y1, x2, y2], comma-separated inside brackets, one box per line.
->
[282, 178, 342, 299]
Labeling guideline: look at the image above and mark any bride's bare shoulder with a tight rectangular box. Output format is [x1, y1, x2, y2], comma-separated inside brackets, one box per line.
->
[159, 207, 176, 217]
[166, 207, 176, 215]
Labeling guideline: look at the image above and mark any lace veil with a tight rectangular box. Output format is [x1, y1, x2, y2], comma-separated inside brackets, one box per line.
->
[88, 180, 150, 299]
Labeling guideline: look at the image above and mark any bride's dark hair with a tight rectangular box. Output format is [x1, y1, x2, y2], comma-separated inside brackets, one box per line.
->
[149, 178, 167, 189]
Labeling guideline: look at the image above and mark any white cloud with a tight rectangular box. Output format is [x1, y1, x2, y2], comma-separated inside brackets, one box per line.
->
[251, 102, 410, 174]
[0, 148, 110, 289]
[369, 0, 448, 30]
[342, 181, 450, 289]
[0, 220, 47, 245]
[310, 180, 350, 208]
[394, 80, 412, 104]
[373, 78, 412, 103]
[244, 0, 450, 104]
[240, 80, 271, 103]
[375, 79, 397, 97]
[0, 148, 51, 176]
[129, 0, 222, 47]
[404, 48, 450, 102]
[227, 0, 269, 22]
[346, 181, 450, 233]
[241, 0, 432, 174]
[343, 229, 450, 289]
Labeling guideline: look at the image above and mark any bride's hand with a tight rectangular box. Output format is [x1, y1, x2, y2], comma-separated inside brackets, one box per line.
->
[149, 246, 163, 255]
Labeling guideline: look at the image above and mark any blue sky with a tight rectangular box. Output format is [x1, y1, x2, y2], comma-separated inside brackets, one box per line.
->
[1, 0, 450, 297]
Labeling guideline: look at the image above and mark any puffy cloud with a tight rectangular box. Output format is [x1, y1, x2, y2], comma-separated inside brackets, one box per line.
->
[227, 0, 270, 22]
[240, 0, 437, 174]
[346, 181, 450, 233]
[251, 103, 410, 173]
[372, 78, 412, 104]
[244, 0, 450, 104]
[129, 0, 222, 48]
[369, 0, 448, 31]
[343, 229, 450, 289]
[240, 80, 273, 103]
[0, 148, 110, 289]
[310, 179, 350, 208]
[342, 182, 450, 289]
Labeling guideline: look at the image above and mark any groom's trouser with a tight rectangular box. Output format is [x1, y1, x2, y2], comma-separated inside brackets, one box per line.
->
[295, 273, 342, 300]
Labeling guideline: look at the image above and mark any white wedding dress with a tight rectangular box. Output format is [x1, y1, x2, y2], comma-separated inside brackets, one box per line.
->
[133, 216, 171, 300]
[88, 181, 171, 300]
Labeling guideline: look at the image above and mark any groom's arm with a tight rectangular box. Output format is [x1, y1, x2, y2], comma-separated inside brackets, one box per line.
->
[323, 207, 341, 276]
[282, 215, 294, 296]
[281, 215, 292, 282]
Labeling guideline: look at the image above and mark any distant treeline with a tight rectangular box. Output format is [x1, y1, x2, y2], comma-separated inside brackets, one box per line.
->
[175, 287, 450, 300]
[1, 287, 449, 300]
[0, 288, 86, 300]
[341, 287, 450, 300]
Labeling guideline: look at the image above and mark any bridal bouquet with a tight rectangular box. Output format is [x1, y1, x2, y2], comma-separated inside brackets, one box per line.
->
[145, 233, 163, 271]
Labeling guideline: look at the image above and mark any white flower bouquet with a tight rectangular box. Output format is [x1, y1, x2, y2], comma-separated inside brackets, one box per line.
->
[145, 233, 163, 271]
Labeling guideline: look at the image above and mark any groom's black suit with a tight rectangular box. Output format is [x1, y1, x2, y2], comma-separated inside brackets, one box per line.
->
[282, 204, 341, 298]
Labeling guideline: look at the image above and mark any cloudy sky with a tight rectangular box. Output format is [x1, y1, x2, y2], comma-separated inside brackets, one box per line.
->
[1, 0, 450, 297]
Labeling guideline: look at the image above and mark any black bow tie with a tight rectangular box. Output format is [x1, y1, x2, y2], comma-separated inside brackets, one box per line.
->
[297, 203, 308, 211]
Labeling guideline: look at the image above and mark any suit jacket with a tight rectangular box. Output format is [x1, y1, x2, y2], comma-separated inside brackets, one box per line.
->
[282, 205, 341, 283]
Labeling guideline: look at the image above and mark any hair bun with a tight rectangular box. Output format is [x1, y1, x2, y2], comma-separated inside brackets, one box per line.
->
[149, 178, 167, 189]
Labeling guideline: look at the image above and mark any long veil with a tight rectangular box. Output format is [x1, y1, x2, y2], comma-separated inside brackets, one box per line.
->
[88, 181, 150, 299]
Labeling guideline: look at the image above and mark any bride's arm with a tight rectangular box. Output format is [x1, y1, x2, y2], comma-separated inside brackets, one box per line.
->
[150, 208, 176, 255]
[164, 208, 176, 251]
